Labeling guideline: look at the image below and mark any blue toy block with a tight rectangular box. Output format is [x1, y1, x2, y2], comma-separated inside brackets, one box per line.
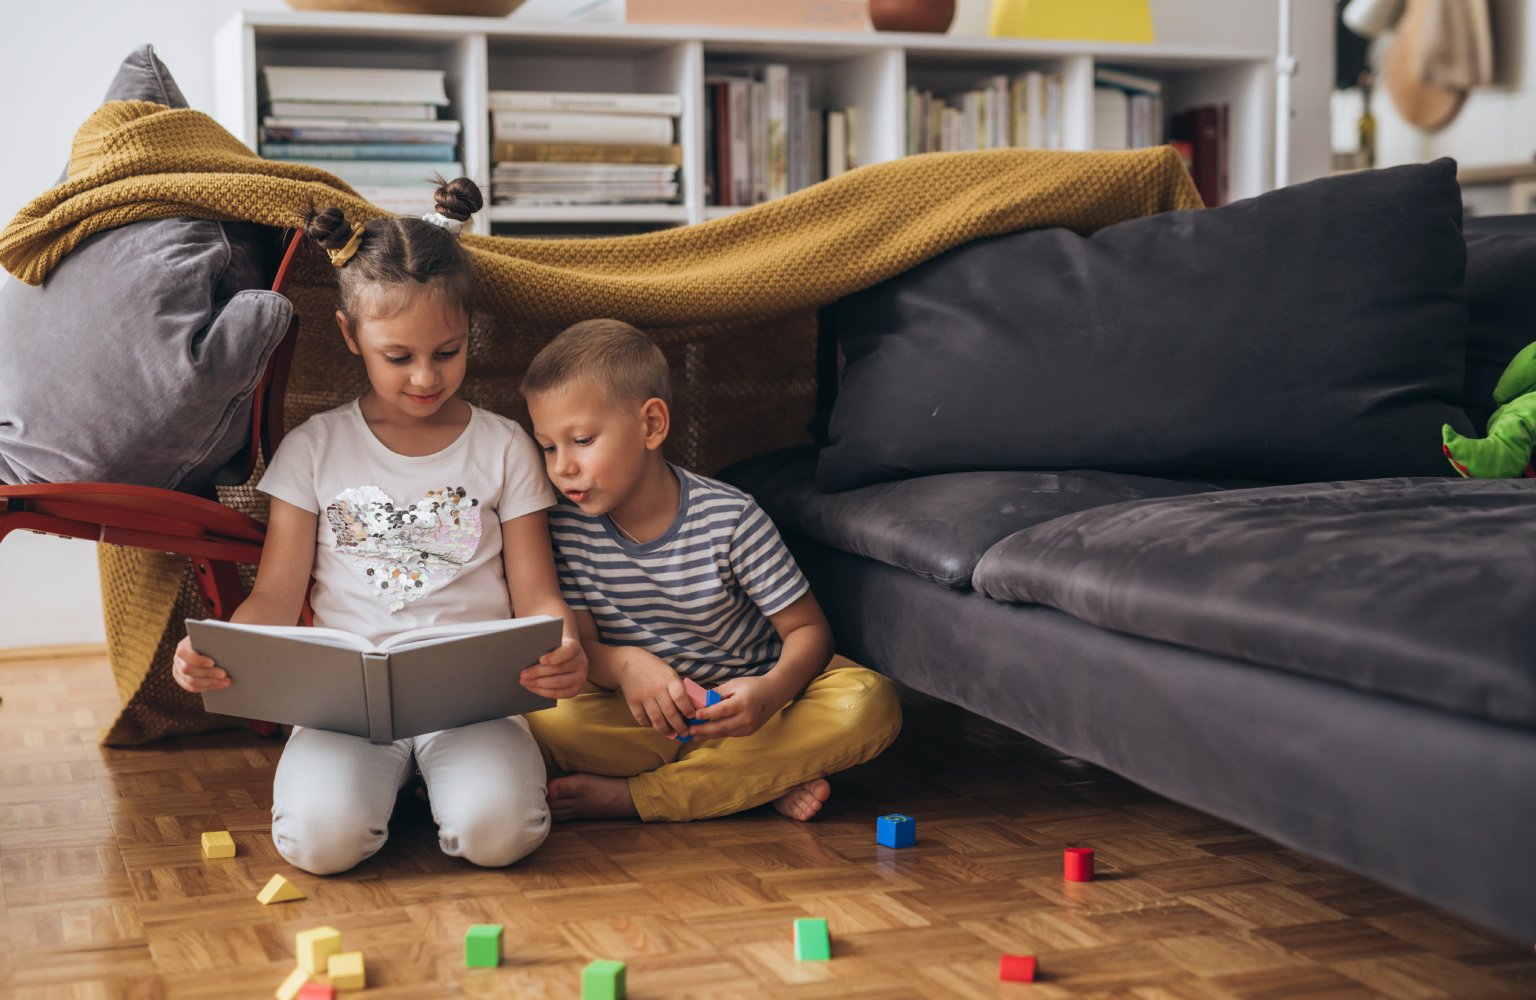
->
[876, 813, 916, 848]
[675, 684, 723, 744]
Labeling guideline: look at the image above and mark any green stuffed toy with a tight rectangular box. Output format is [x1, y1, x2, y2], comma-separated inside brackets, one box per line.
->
[1443, 340, 1536, 478]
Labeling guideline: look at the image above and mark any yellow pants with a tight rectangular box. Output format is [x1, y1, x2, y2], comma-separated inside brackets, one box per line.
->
[526, 658, 902, 822]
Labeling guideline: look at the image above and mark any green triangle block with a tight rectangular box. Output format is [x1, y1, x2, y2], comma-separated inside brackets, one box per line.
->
[465, 924, 502, 968]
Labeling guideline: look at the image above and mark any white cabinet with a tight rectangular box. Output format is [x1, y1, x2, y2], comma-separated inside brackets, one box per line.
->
[214, 9, 1319, 233]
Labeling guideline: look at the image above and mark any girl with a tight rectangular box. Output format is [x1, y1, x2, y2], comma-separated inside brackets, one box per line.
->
[172, 178, 587, 875]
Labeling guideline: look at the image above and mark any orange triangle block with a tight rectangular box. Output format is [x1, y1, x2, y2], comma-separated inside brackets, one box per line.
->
[258, 873, 306, 905]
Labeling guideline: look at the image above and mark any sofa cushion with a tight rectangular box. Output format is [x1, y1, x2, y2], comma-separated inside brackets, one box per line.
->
[972, 477, 1536, 726]
[817, 159, 1474, 492]
[724, 445, 1232, 589]
[0, 45, 290, 494]
[1462, 214, 1536, 430]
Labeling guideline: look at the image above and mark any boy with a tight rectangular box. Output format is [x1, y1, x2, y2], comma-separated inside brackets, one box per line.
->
[521, 319, 901, 822]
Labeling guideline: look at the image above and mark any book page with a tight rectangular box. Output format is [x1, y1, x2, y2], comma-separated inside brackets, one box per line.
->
[378, 615, 563, 652]
[188, 619, 373, 652]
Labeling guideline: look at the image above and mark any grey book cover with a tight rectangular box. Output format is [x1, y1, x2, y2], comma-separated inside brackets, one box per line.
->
[188, 616, 561, 743]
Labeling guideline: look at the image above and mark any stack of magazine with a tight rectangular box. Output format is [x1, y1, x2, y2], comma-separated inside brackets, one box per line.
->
[489, 90, 682, 207]
[259, 66, 463, 216]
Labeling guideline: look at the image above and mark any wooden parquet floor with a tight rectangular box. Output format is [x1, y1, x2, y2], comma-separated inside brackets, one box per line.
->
[3, 653, 1535, 1000]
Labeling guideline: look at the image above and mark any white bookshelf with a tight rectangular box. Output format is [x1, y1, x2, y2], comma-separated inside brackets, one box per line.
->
[214, 8, 1316, 233]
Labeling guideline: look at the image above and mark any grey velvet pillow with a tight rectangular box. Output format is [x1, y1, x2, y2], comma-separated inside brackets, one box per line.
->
[0, 45, 292, 493]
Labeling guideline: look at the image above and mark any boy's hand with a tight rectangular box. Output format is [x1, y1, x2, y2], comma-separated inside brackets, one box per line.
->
[686, 673, 793, 740]
[615, 649, 695, 739]
[520, 635, 588, 700]
[171, 634, 229, 693]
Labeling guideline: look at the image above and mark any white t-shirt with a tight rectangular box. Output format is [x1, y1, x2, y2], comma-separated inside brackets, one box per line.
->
[258, 399, 555, 646]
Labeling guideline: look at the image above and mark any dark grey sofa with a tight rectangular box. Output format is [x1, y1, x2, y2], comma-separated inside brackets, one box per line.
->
[724, 172, 1536, 941]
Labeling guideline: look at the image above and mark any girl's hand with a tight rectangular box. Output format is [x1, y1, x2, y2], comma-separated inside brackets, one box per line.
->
[520, 635, 588, 700]
[171, 634, 229, 693]
[686, 674, 792, 740]
[615, 649, 695, 739]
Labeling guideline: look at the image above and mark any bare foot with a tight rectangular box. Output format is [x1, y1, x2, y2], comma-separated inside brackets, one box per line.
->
[547, 773, 638, 820]
[772, 778, 831, 821]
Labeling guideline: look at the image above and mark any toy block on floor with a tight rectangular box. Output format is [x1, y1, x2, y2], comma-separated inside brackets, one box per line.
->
[581, 958, 627, 999]
[465, 923, 502, 967]
[295, 984, 335, 1000]
[257, 873, 305, 905]
[793, 917, 831, 961]
[295, 926, 342, 974]
[274, 967, 310, 1000]
[327, 951, 365, 991]
[999, 954, 1037, 982]
[1064, 846, 1095, 882]
[876, 813, 916, 848]
[200, 830, 235, 859]
[676, 678, 723, 743]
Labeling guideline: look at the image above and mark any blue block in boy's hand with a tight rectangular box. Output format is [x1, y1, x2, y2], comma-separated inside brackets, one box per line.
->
[674, 679, 723, 743]
[876, 813, 916, 848]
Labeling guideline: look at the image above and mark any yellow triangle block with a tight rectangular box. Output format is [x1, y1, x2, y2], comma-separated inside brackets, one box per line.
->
[274, 966, 310, 1000]
[989, 0, 1155, 43]
[258, 873, 306, 905]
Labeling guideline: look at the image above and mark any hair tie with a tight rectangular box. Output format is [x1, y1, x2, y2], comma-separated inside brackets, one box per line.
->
[326, 223, 365, 268]
[421, 211, 467, 236]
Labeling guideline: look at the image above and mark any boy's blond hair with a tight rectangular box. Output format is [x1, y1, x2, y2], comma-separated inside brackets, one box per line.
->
[521, 319, 672, 408]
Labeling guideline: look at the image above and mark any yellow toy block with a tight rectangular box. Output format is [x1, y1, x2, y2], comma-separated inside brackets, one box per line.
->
[200, 831, 236, 859]
[295, 926, 342, 974]
[258, 873, 306, 905]
[327, 950, 366, 991]
[274, 966, 310, 1000]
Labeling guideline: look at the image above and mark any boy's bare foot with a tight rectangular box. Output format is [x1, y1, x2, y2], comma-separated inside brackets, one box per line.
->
[547, 773, 638, 820]
[772, 778, 831, 821]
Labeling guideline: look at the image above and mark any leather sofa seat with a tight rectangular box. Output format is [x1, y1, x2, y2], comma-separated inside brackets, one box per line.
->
[972, 477, 1536, 726]
[727, 446, 1230, 589]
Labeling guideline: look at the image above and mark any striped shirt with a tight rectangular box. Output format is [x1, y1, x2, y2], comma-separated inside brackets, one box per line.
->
[549, 464, 809, 683]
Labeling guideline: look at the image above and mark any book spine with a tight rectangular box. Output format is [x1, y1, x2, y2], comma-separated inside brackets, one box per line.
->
[262, 142, 457, 162]
[490, 141, 682, 165]
[729, 80, 750, 205]
[361, 652, 394, 744]
[487, 90, 683, 116]
[267, 101, 437, 120]
[261, 126, 457, 144]
[788, 72, 809, 192]
[294, 160, 464, 184]
[490, 112, 674, 144]
[765, 64, 789, 200]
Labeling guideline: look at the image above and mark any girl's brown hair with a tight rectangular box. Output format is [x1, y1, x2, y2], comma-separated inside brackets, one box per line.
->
[303, 176, 483, 321]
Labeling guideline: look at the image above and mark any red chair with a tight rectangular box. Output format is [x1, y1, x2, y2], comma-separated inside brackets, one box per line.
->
[0, 230, 304, 628]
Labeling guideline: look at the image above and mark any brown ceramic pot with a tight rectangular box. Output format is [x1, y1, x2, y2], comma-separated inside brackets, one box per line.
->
[868, 0, 956, 33]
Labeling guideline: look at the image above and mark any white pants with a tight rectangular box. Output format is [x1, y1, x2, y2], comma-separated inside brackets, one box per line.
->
[271, 716, 549, 875]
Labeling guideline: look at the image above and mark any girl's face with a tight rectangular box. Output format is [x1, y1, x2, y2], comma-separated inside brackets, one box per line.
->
[339, 294, 469, 423]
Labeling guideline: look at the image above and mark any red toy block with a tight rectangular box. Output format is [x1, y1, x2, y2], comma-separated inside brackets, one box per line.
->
[999, 954, 1037, 982]
[296, 984, 335, 1000]
[1064, 846, 1095, 882]
[682, 677, 712, 711]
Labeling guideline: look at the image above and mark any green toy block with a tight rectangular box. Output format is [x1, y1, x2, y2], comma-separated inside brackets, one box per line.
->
[793, 917, 831, 961]
[465, 924, 502, 968]
[581, 959, 626, 999]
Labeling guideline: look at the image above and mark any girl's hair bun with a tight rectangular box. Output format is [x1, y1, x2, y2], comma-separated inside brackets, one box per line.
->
[304, 205, 353, 250]
[434, 176, 484, 222]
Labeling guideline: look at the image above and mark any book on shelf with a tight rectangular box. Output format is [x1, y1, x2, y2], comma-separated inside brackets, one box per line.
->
[491, 141, 682, 165]
[492, 162, 679, 182]
[355, 185, 437, 215]
[764, 64, 790, 201]
[261, 117, 461, 144]
[267, 99, 440, 120]
[1093, 87, 1130, 150]
[826, 109, 848, 178]
[261, 142, 458, 162]
[1170, 103, 1229, 206]
[290, 159, 465, 186]
[1093, 65, 1163, 95]
[188, 616, 562, 744]
[491, 110, 674, 145]
[493, 189, 680, 206]
[487, 90, 683, 117]
[906, 69, 1063, 154]
[262, 66, 450, 106]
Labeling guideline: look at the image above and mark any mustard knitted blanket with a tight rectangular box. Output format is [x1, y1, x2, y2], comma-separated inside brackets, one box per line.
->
[2, 101, 1201, 315]
[1, 100, 1201, 744]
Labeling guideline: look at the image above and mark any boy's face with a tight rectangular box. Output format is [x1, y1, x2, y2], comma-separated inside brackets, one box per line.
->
[526, 381, 668, 518]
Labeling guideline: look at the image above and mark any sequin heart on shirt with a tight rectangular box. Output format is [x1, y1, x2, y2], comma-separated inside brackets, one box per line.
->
[325, 485, 482, 612]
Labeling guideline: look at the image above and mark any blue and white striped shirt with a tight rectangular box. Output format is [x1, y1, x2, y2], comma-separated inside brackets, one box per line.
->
[549, 465, 809, 682]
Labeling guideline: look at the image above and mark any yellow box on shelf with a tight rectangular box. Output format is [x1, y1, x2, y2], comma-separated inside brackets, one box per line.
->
[988, 0, 1155, 43]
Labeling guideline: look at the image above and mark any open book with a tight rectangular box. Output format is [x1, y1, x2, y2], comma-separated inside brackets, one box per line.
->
[187, 616, 562, 744]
